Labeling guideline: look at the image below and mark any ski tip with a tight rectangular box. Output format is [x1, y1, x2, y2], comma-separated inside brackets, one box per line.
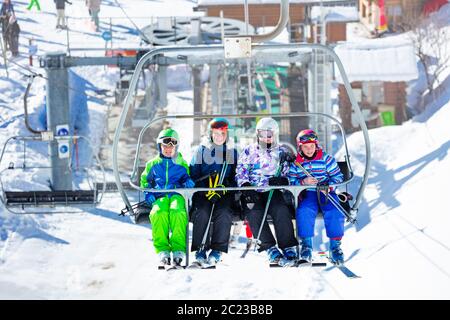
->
[165, 265, 186, 271]
[269, 263, 281, 268]
[311, 262, 327, 267]
[188, 262, 216, 269]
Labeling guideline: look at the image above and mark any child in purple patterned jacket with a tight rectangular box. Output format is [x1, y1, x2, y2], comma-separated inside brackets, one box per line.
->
[236, 117, 298, 265]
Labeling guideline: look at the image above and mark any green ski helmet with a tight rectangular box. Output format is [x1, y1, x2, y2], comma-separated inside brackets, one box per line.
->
[157, 128, 179, 143]
[157, 128, 179, 155]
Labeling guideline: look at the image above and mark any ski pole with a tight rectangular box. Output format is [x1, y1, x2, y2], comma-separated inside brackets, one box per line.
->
[253, 186, 275, 252]
[198, 160, 229, 252]
[294, 161, 357, 223]
[326, 192, 356, 224]
[253, 163, 283, 252]
[119, 200, 147, 216]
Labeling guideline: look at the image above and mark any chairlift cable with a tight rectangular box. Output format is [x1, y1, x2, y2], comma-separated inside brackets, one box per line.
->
[112, 0, 152, 45]
[7, 59, 111, 101]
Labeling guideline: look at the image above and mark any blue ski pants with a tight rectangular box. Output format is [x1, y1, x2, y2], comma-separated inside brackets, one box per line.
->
[296, 191, 344, 239]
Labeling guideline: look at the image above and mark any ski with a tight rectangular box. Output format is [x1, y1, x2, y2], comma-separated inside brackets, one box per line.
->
[157, 264, 170, 270]
[334, 264, 360, 279]
[165, 265, 186, 271]
[158, 261, 186, 271]
[278, 258, 297, 267]
[240, 239, 253, 258]
[317, 251, 359, 278]
[296, 259, 327, 268]
[187, 261, 216, 269]
[320, 253, 360, 278]
[269, 260, 327, 268]
[158, 263, 186, 271]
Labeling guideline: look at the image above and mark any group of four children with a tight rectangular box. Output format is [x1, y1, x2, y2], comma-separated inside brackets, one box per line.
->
[140, 117, 346, 267]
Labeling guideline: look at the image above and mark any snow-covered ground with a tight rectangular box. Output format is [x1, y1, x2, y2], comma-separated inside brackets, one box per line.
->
[0, 1, 449, 299]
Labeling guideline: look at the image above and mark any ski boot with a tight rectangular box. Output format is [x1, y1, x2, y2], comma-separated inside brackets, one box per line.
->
[158, 251, 171, 266]
[229, 234, 239, 249]
[207, 250, 222, 265]
[329, 239, 344, 265]
[279, 246, 298, 267]
[266, 246, 283, 264]
[299, 237, 313, 263]
[172, 251, 186, 267]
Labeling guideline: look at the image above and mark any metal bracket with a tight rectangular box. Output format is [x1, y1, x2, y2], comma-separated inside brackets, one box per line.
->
[224, 37, 252, 59]
[40, 131, 54, 141]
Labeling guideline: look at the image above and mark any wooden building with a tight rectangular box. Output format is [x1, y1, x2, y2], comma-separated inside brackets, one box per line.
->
[359, 0, 426, 33]
[334, 41, 418, 132]
[194, 0, 358, 43]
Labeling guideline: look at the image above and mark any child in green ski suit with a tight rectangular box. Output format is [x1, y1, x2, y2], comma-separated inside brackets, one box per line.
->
[140, 128, 195, 266]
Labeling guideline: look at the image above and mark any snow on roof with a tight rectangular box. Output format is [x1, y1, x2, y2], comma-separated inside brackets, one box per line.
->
[198, 0, 348, 5]
[334, 40, 419, 83]
[310, 6, 359, 22]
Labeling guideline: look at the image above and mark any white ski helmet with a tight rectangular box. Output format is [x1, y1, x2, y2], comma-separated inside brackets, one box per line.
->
[255, 117, 279, 149]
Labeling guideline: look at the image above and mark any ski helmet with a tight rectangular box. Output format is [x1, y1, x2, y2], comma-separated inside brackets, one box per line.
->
[157, 128, 179, 143]
[157, 128, 179, 155]
[255, 117, 279, 149]
[208, 118, 229, 143]
[296, 129, 319, 148]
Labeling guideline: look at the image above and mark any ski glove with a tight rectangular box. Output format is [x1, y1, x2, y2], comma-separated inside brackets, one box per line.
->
[280, 152, 295, 164]
[206, 191, 221, 204]
[184, 179, 195, 188]
[241, 182, 260, 204]
[268, 176, 289, 186]
[145, 192, 156, 204]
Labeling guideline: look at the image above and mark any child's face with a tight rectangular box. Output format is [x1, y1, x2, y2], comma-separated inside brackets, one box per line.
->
[300, 143, 316, 157]
[257, 130, 274, 146]
[161, 144, 176, 158]
[212, 129, 227, 145]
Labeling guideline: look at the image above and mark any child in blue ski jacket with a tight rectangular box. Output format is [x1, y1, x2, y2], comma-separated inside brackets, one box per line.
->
[288, 129, 346, 265]
[140, 128, 195, 266]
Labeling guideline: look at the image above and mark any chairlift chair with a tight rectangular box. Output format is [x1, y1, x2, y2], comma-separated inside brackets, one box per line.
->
[0, 135, 106, 214]
[113, 0, 370, 268]
[112, 45, 371, 268]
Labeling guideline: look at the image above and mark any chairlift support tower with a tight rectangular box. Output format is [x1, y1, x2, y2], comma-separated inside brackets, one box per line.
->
[42, 52, 72, 190]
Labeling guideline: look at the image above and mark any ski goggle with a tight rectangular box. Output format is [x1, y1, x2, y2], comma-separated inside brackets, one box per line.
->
[160, 137, 178, 146]
[210, 121, 228, 130]
[298, 135, 317, 145]
[257, 130, 274, 139]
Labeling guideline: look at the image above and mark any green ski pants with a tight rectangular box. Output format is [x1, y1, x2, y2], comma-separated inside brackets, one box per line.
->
[150, 194, 188, 253]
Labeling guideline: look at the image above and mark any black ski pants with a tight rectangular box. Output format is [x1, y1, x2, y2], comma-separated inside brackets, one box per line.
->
[244, 190, 298, 252]
[190, 192, 234, 253]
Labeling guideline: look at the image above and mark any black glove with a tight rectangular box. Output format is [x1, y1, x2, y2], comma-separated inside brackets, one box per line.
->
[206, 191, 221, 204]
[241, 182, 260, 204]
[316, 181, 329, 192]
[268, 176, 289, 186]
[280, 151, 295, 164]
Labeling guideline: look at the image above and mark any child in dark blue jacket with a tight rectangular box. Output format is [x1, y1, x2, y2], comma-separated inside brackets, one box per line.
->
[189, 118, 238, 266]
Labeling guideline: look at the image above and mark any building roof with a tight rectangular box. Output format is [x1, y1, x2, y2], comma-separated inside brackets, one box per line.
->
[197, 0, 354, 5]
[310, 6, 359, 22]
[334, 40, 419, 83]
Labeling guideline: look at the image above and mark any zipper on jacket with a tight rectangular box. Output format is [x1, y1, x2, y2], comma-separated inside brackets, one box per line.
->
[164, 160, 169, 189]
